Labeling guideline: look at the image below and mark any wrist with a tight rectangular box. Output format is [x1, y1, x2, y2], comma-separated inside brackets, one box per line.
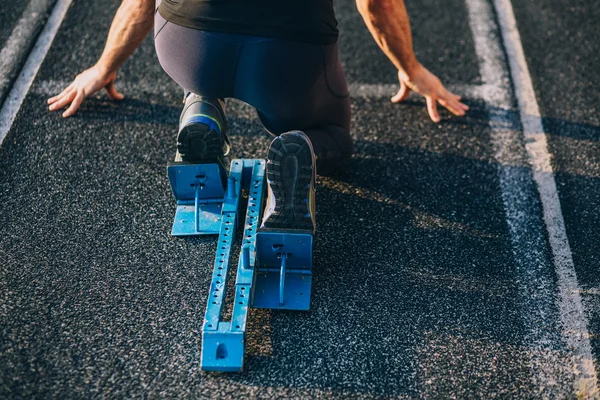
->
[398, 59, 422, 81]
[93, 60, 115, 80]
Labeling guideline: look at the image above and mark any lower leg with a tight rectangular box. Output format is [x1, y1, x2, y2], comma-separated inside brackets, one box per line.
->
[300, 125, 354, 176]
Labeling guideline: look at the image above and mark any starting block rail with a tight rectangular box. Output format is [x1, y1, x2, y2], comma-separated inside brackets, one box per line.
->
[201, 159, 265, 371]
[168, 158, 313, 372]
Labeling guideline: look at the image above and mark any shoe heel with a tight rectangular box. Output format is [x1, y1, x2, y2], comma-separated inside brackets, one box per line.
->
[177, 116, 223, 163]
[262, 132, 315, 231]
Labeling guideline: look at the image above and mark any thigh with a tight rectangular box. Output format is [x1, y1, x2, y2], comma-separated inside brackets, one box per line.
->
[154, 11, 238, 98]
[235, 41, 351, 134]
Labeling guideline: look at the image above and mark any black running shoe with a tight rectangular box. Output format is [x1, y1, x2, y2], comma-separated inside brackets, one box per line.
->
[260, 131, 316, 233]
[176, 94, 230, 165]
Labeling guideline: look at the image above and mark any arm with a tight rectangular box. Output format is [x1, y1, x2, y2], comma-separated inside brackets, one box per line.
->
[48, 0, 155, 117]
[356, 0, 469, 122]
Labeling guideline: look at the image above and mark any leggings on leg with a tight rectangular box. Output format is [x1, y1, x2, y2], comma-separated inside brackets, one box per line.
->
[154, 9, 353, 175]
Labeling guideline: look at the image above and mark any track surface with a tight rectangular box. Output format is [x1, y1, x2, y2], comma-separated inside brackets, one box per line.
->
[0, 0, 598, 397]
[0, 3, 29, 50]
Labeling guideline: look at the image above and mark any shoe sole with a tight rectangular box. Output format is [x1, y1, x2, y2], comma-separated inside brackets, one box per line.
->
[177, 123, 222, 164]
[262, 133, 315, 231]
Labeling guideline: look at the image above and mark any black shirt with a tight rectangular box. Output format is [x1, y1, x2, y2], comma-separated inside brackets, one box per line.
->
[158, 0, 339, 45]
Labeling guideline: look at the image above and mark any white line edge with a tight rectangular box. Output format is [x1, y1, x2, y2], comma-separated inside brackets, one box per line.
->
[492, 0, 599, 395]
[0, 0, 73, 147]
[0, 0, 49, 87]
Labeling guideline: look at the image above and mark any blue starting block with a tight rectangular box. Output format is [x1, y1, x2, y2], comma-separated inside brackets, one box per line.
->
[167, 159, 313, 372]
[253, 231, 313, 310]
[167, 162, 239, 235]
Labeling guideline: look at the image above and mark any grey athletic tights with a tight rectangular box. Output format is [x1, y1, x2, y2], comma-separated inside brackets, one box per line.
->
[153, 8, 353, 175]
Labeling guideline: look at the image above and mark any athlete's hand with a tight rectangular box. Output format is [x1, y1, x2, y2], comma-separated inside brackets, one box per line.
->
[47, 66, 124, 117]
[391, 64, 469, 123]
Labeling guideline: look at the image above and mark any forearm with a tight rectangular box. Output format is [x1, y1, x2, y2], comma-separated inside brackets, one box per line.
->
[96, 0, 154, 76]
[356, 0, 419, 77]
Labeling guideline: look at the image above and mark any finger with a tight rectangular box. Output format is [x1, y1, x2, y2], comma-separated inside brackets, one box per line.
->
[49, 86, 75, 106]
[450, 99, 469, 115]
[439, 91, 470, 113]
[62, 90, 86, 118]
[48, 89, 77, 111]
[48, 84, 75, 104]
[426, 96, 440, 122]
[105, 81, 125, 100]
[391, 81, 411, 103]
[439, 86, 463, 101]
[446, 96, 470, 112]
[439, 98, 466, 117]
[453, 99, 469, 113]
[48, 84, 73, 104]
[448, 92, 462, 101]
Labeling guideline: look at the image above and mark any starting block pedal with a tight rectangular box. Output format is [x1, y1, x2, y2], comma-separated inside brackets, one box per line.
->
[168, 158, 313, 372]
[253, 231, 313, 310]
[167, 162, 240, 235]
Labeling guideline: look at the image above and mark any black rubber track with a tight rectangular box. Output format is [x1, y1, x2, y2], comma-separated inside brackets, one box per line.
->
[262, 132, 315, 231]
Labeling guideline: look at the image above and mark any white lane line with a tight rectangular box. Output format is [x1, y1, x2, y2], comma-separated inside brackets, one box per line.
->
[0, 0, 73, 147]
[348, 83, 483, 99]
[466, 0, 599, 395]
[492, 0, 599, 395]
[465, 0, 569, 391]
[0, 0, 53, 97]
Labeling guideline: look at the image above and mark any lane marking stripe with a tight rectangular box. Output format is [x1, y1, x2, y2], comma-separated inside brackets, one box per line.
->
[492, 0, 599, 394]
[465, 0, 598, 393]
[0, 0, 54, 102]
[0, 0, 74, 147]
[465, 0, 571, 391]
[347, 83, 482, 99]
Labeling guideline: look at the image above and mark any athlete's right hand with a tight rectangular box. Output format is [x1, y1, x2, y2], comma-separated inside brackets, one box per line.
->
[48, 66, 124, 118]
[391, 63, 469, 123]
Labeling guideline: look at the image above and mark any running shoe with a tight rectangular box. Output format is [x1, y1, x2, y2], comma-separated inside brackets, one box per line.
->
[176, 94, 230, 166]
[260, 131, 316, 233]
